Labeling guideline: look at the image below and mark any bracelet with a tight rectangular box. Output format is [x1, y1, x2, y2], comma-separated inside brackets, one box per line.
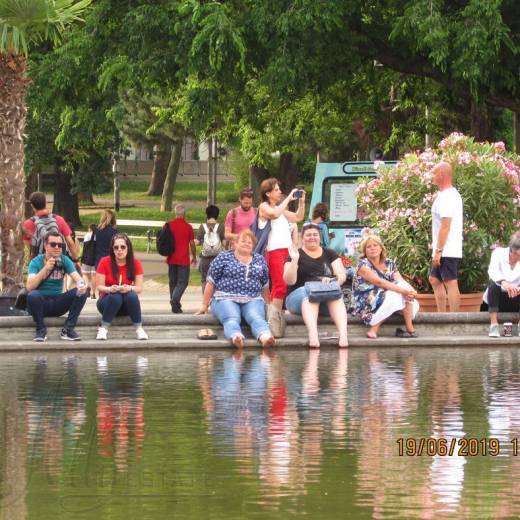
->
[71, 258, 79, 263]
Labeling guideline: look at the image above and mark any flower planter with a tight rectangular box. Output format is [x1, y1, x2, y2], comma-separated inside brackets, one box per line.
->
[416, 292, 484, 312]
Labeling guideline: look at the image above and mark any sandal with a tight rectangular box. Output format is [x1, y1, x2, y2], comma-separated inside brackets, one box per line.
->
[395, 328, 417, 338]
[197, 328, 218, 340]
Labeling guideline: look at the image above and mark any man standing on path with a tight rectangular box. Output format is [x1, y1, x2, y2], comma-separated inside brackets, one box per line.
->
[167, 204, 196, 313]
[428, 161, 463, 312]
[224, 187, 257, 249]
[23, 192, 80, 263]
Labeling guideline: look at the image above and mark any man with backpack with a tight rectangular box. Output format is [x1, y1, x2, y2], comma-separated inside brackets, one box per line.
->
[195, 205, 225, 293]
[166, 204, 196, 313]
[224, 187, 257, 250]
[23, 192, 80, 265]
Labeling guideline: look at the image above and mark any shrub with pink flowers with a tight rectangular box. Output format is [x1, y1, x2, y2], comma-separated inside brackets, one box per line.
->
[357, 133, 520, 293]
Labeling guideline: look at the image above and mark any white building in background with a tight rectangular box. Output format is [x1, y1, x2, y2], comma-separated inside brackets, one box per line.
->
[123, 138, 231, 180]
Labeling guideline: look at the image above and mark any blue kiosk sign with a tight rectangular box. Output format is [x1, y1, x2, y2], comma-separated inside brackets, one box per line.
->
[308, 161, 395, 255]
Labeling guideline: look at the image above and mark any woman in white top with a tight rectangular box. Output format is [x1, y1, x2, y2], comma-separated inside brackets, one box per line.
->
[258, 178, 306, 321]
[485, 233, 520, 337]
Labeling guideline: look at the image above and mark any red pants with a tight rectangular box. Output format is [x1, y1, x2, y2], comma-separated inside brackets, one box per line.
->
[267, 248, 289, 301]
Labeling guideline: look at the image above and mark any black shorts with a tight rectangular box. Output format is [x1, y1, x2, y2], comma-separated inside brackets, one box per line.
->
[430, 257, 460, 282]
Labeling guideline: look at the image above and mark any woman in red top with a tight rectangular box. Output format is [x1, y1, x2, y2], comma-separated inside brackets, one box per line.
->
[95, 234, 148, 340]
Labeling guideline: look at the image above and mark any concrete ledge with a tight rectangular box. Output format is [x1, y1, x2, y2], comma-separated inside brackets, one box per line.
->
[0, 335, 519, 352]
[1, 312, 518, 351]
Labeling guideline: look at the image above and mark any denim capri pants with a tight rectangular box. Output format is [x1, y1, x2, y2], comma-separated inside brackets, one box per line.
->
[285, 286, 331, 316]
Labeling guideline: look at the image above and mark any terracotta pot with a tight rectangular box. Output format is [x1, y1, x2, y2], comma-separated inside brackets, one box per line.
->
[416, 292, 484, 312]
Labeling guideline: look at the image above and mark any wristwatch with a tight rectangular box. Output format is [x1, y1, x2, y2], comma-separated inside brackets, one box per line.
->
[435, 248, 443, 253]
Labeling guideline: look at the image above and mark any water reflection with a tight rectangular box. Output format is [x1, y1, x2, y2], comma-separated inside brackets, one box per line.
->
[3, 349, 520, 518]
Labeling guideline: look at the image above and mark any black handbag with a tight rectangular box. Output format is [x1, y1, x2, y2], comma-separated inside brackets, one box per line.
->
[304, 280, 342, 303]
[14, 288, 28, 310]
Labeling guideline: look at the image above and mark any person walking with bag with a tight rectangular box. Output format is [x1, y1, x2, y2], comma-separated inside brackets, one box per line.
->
[195, 205, 225, 293]
[257, 178, 305, 337]
[283, 223, 348, 348]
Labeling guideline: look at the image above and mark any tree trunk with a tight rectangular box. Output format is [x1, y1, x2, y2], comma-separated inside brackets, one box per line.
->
[278, 152, 298, 191]
[147, 144, 170, 196]
[470, 100, 492, 141]
[161, 138, 183, 212]
[249, 164, 270, 205]
[207, 138, 217, 205]
[513, 112, 520, 154]
[52, 161, 81, 228]
[0, 53, 29, 295]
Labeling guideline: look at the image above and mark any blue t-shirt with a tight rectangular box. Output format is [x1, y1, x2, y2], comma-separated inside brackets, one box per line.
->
[28, 254, 76, 296]
[207, 250, 269, 298]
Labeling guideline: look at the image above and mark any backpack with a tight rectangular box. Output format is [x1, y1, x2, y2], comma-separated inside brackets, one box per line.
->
[201, 223, 222, 257]
[81, 230, 96, 266]
[250, 215, 271, 255]
[30, 214, 63, 257]
[156, 223, 176, 256]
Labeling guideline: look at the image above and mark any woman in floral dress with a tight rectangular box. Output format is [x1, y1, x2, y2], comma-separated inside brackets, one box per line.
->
[351, 235, 419, 338]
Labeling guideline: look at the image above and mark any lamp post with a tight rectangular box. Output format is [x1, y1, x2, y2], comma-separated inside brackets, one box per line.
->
[113, 156, 120, 212]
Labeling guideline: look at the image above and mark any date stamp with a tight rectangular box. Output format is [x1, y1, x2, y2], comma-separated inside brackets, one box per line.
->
[396, 437, 520, 457]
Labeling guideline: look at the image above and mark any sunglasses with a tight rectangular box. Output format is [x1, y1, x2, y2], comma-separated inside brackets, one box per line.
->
[113, 245, 127, 251]
[47, 241, 63, 248]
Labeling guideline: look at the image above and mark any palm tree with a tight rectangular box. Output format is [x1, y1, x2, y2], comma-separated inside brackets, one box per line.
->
[0, 0, 90, 295]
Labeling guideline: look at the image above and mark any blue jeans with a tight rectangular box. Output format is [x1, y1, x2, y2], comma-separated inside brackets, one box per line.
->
[96, 292, 142, 325]
[211, 298, 270, 340]
[285, 286, 330, 316]
[27, 289, 88, 332]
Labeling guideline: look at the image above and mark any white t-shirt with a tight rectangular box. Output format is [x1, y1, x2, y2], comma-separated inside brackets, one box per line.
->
[265, 213, 292, 251]
[431, 187, 463, 258]
[483, 246, 520, 303]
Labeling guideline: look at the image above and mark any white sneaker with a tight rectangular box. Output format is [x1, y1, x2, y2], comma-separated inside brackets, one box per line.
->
[136, 327, 148, 340]
[96, 327, 108, 340]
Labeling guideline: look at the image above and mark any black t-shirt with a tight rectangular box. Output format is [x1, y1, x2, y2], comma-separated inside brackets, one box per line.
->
[285, 247, 339, 294]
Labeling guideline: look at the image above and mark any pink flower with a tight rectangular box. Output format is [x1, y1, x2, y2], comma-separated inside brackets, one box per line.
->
[494, 141, 506, 151]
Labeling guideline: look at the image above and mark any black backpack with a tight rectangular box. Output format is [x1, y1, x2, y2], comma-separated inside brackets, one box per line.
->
[81, 230, 96, 266]
[30, 214, 64, 257]
[156, 223, 176, 256]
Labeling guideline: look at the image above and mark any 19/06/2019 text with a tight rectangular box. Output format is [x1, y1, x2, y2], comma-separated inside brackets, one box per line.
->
[396, 437, 520, 457]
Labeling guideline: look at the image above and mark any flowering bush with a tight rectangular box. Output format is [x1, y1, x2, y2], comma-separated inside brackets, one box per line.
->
[357, 133, 520, 293]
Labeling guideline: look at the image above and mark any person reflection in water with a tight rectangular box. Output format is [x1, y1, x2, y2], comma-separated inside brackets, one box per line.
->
[96, 356, 148, 471]
[198, 350, 350, 509]
[25, 356, 86, 478]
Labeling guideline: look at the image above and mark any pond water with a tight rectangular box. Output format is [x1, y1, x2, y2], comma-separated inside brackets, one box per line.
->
[0, 347, 519, 519]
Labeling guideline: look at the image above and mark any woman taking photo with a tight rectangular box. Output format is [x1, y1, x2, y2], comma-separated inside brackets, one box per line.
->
[196, 229, 275, 348]
[351, 235, 419, 339]
[95, 233, 148, 341]
[283, 223, 348, 348]
[258, 178, 305, 336]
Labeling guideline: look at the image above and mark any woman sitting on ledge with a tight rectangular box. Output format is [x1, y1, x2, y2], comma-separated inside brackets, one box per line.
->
[95, 233, 148, 341]
[485, 233, 520, 337]
[351, 235, 419, 339]
[196, 229, 275, 348]
[283, 223, 348, 348]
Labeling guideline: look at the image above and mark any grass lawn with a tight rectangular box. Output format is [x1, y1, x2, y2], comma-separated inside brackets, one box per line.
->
[90, 180, 239, 203]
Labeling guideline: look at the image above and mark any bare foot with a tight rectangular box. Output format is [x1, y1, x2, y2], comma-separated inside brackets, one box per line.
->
[232, 335, 244, 348]
[259, 334, 275, 348]
[366, 331, 377, 339]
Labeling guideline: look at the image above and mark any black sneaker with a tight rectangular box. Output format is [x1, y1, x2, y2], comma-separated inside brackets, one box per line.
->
[33, 329, 47, 342]
[60, 328, 81, 341]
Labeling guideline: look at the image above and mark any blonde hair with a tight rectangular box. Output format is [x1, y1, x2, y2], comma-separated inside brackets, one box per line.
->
[237, 228, 257, 245]
[358, 235, 387, 262]
[98, 209, 116, 229]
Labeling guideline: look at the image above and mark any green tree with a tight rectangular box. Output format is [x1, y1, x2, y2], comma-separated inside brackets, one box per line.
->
[0, 0, 90, 294]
